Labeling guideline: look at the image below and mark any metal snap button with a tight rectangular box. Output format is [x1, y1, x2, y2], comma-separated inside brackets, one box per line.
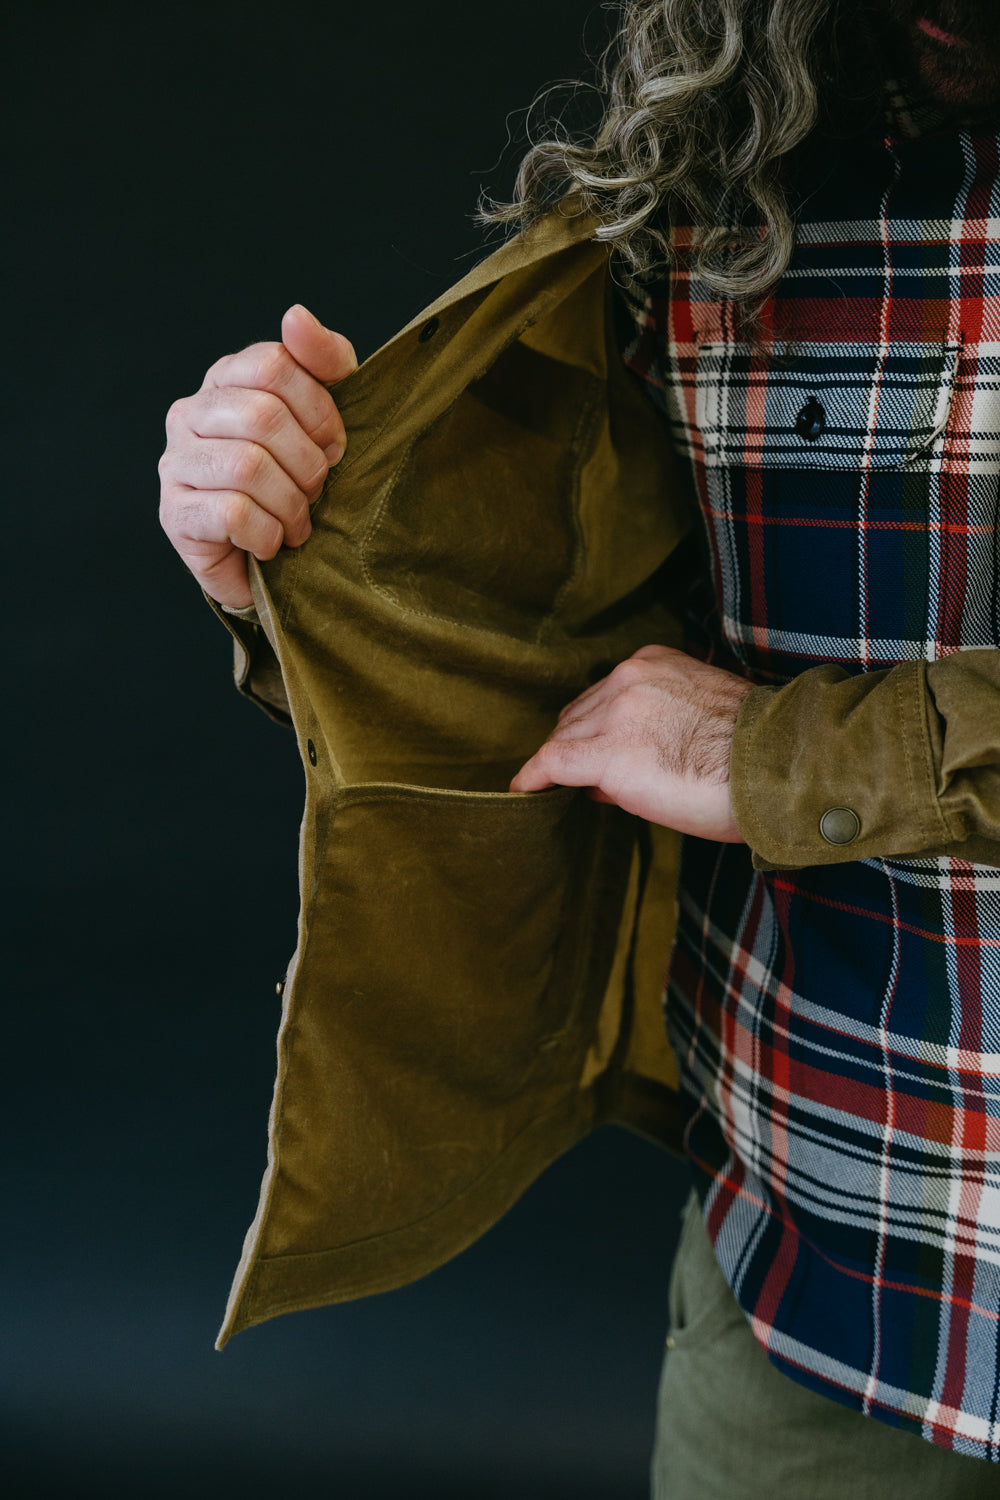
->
[820, 807, 860, 844]
[794, 395, 826, 442]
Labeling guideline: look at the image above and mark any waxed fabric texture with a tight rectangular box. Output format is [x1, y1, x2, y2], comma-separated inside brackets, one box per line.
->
[212, 206, 691, 1345]
[254, 784, 635, 1262]
[732, 653, 1000, 870]
[651, 1195, 1000, 1499]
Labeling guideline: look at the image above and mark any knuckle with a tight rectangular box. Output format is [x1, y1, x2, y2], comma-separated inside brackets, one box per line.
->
[288, 498, 310, 535]
[304, 454, 330, 491]
[230, 441, 267, 489]
[243, 389, 285, 440]
[539, 738, 569, 768]
[221, 491, 255, 537]
[309, 390, 342, 443]
[201, 350, 240, 389]
[261, 513, 285, 555]
[611, 659, 643, 687]
[157, 490, 176, 532]
[164, 396, 190, 436]
[607, 696, 634, 729]
[249, 343, 291, 390]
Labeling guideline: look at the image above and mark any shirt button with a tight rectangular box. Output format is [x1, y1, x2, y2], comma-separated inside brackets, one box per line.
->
[820, 807, 861, 845]
[794, 396, 826, 442]
[665, 1334, 676, 1351]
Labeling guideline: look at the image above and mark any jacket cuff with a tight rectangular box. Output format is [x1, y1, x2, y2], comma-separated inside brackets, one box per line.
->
[202, 588, 292, 726]
[730, 661, 956, 870]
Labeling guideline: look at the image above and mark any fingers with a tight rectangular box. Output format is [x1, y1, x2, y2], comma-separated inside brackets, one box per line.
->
[159, 308, 360, 608]
[555, 651, 673, 726]
[554, 656, 654, 736]
[511, 665, 636, 793]
[173, 532, 256, 611]
[201, 335, 348, 463]
[158, 483, 280, 610]
[159, 436, 312, 561]
[165, 480, 288, 557]
[511, 646, 751, 839]
[509, 734, 604, 794]
[511, 652, 680, 799]
[556, 679, 604, 724]
[280, 304, 358, 387]
[172, 385, 329, 515]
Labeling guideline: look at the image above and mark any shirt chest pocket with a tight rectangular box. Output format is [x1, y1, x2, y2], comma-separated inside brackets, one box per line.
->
[687, 339, 964, 677]
[695, 338, 961, 471]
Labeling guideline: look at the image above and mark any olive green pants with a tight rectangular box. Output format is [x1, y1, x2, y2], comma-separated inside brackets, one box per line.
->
[651, 1194, 1000, 1499]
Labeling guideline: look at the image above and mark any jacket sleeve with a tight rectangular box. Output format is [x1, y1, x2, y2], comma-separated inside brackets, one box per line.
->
[730, 648, 1000, 869]
[203, 591, 292, 727]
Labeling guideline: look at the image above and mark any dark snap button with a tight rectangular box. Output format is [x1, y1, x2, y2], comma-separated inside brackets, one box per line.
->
[418, 317, 440, 343]
[306, 738, 317, 766]
[794, 395, 826, 442]
[820, 807, 861, 845]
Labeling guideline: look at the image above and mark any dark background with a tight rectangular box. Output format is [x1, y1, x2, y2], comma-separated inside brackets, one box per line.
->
[5, 3, 689, 1495]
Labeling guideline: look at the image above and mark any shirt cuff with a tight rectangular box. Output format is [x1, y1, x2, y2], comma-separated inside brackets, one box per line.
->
[218, 600, 260, 622]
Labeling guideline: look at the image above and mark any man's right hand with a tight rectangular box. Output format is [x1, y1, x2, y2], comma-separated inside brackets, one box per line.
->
[158, 304, 357, 608]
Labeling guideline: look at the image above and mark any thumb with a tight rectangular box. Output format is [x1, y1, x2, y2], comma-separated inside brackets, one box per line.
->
[280, 304, 358, 385]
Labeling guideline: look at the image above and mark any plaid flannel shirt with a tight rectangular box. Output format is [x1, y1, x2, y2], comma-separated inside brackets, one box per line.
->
[616, 83, 1000, 1461]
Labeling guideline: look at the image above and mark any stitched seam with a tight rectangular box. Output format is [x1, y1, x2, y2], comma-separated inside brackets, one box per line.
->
[912, 660, 958, 844]
[740, 672, 942, 859]
[895, 662, 928, 845]
[320, 284, 577, 519]
[277, 542, 302, 631]
[312, 291, 497, 500]
[535, 382, 604, 644]
[736, 691, 779, 857]
[311, 234, 604, 504]
[253, 1089, 593, 1279]
[330, 784, 577, 811]
[356, 377, 606, 648]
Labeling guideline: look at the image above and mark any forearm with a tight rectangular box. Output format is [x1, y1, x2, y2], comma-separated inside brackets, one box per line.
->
[731, 649, 1000, 869]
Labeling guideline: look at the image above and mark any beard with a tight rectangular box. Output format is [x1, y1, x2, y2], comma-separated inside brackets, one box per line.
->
[877, 2, 1000, 111]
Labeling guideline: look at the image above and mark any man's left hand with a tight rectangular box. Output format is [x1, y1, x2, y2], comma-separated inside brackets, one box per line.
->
[510, 645, 753, 842]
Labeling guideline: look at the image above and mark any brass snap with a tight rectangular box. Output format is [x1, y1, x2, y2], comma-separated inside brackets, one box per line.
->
[820, 806, 860, 845]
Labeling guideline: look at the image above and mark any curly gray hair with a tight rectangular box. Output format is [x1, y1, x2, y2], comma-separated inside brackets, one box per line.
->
[478, 0, 879, 308]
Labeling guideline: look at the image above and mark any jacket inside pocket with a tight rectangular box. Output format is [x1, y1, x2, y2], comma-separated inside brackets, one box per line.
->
[263, 781, 636, 1257]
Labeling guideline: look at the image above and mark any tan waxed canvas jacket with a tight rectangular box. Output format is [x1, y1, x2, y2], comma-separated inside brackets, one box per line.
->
[208, 199, 1000, 1348]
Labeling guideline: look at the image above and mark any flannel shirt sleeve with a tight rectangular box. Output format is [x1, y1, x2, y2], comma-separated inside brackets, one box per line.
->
[730, 648, 1000, 869]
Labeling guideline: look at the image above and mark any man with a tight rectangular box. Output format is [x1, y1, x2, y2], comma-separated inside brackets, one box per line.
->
[159, 1, 1000, 1493]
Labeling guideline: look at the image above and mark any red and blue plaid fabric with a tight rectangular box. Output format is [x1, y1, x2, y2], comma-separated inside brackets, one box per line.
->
[616, 84, 1000, 1460]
